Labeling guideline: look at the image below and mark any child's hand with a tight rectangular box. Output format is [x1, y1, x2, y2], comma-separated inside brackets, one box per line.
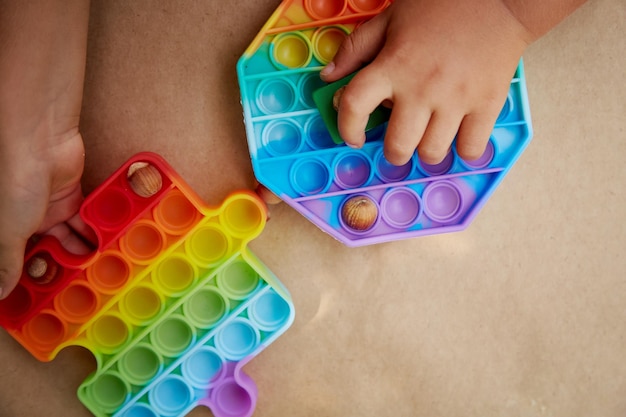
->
[321, 0, 537, 166]
[0, 0, 92, 300]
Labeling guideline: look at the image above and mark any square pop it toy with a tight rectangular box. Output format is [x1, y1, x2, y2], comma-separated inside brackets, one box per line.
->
[0, 153, 294, 417]
[237, 0, 533, 246]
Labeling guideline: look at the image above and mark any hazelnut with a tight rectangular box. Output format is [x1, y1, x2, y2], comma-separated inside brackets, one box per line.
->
[26, 256, 58, 285]
[332, 86, 346, 111]
[341, 195, 378, 231]
[127, 162, 163, 198]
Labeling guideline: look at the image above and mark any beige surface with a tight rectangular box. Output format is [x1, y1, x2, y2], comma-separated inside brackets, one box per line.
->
[1, 0, 625, 416]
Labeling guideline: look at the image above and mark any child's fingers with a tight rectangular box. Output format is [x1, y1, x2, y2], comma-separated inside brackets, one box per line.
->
[417, 111, 464, 165]
[0, 239, 27, 300]
[45, 222, 92, 255]
[336, 68, 392, 148]
[456, 112, 499, 161]
[320, 10, 389, 82]
[254, 184, 281, 221]
[38, 183, 84, 233]
[66, 212, 98, 246]
[383, 98, 431, 166]
[255, 184, 282, 206]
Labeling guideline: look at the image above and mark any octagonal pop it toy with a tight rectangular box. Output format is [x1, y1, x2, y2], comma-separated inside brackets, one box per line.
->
[0, 153, 294, 417]
[237, 0, 533, 246]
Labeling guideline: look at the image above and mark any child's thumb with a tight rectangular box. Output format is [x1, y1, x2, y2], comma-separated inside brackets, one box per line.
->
[0, 240, 26, 300]
[320, 12, 389, 82]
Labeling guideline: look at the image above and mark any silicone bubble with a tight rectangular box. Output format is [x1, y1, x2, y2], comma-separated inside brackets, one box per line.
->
[423, 180, 464, 223]
[23, 311, 66, 349]
[381, 188, 422, 229]
[290, 157, 331, 195]
[120, 220, 165, 264]
[261, 119, 303, 156]
[338, 194, 380, 234]
[186, 225, 231, 266]
[304, 0, 348, 20]
[54, 282, 99, 324]
[375, 150, 413, 183]
[183, 287, 229, 329]
[212, 380, 255, 417]
[312, 26, 347, 64]
[0, 284, 32, 319]
[214, 318, 260, 361]
[86, 372, 130, 414]
[85, 187, 132, 230]
[418, 151, 455, 176]
[119, 285, 163, 325]
[122, 404, 158, 417]
[148, 375, 193, 417]
[181, 347, 225, 388]
[334, 151, 373, 189]
[305, 114, 336, 149]
[119, 343, 163, 386]
[256, 78, 297, 115]
[271, 32, 312, 69]
[248, 289, 292, 332]
[217, 260, 260, 300]
[153, 188, 200, 235]
[25, 252, 61, 286]
[150, 315, 195, 357]
[153, 255, 197, 297]
[87, 252, 131, 294]
[460, 139, 495, 170]
[88, 313, 130, 354]
[298, 73, 326, 108]
[220, 196, 264, 239]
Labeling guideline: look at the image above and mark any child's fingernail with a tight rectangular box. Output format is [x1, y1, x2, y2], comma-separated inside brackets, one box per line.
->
[320, 62, 335, 78]
[345, 139, 363, 149]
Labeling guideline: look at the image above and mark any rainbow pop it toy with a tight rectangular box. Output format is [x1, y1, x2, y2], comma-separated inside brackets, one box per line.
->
[0, 153, 294, 417]
[237, 0, 533, 246]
